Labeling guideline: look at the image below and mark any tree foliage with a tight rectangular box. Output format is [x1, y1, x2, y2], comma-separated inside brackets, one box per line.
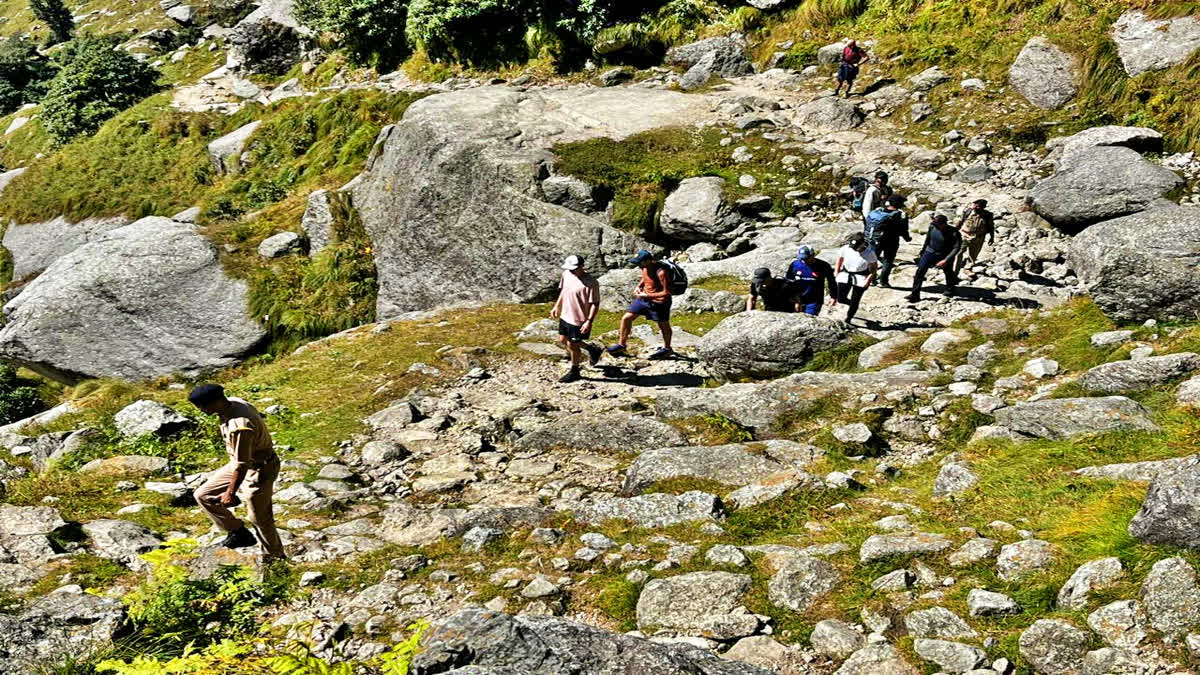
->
[0, 37, 55, 114]
[0, 363, 47, 426]
[39, 36, 159, 145]
[29, 0, 74, 45]
[294, 0, 410, 70]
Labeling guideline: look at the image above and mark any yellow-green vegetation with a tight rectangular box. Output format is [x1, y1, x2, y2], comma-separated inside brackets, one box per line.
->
[0, 89, 428, 347]
[553, 125, 837, 236]
[759, 0, 1200, 152]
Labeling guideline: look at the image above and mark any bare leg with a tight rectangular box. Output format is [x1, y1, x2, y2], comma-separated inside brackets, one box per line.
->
[567, 341, 583, 367]
[618, 312, 635, 346]
[658, 321, 673, 350]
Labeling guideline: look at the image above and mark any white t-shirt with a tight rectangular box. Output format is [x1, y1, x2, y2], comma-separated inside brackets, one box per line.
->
[836, 246, 878, 287]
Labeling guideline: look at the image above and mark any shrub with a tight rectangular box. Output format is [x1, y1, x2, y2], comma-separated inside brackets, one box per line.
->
[295, 0, 410, 70]
[0, 38, 55, 114]
[40, 36, 159, 145]
[0, 363, 48, 426]
[29, 0, 74, 45]
[406, 0, 542, 65]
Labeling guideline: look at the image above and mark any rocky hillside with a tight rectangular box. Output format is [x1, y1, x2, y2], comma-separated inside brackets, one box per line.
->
[1, 0, 1200, 674]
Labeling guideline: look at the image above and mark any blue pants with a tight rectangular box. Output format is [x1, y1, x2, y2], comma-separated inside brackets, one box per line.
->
[870, 243, 899, 287]
[800, 302, 822, 316]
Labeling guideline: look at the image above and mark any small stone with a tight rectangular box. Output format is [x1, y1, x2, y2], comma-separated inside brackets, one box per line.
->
[300, 571, 325, 587]
[706, 544, 748, 567]
[968, 588, 1021, 617]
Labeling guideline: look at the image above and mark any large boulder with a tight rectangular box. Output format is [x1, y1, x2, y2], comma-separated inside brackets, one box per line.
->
[1068, 206, 1200, 322]
[1140, 556, 1200, 636]
[349, 87, 713, 318]
[2, 217, 129, 281]
[0, 588, 127, 669]
[623, 441, 824, 493]
[0, 217, 267, 384]
[1129, 458, 1200, 549]
[835, 645, 919, 675]
[226, 0, 310, 75]
[636, 572, 759, 639]
[1051, 125, 1165, 165]
[656, 365, 933, 432]
[697, 312, 852, 381]
[301, 189, 334, 254]
[1028, 146, 1182, 233]
[409, 609, 771, 675]
[992, 397, 1159, 440]
[1009, 37, 1079, 109]
[516, 414, 687, 453]
[660, 177, 741, 242]
[794, 97, 865, 131]
[114, 400, 192, 438]
[1078, 353, 1200, 393]
[570, 491, 724, 528]
[82, 519, 162, 570]
[767, 556, 840, 612]
[1018, 619, 1090, 675]
[665, 37, 755, 77]
[1112, 11, 1200, 77]
[208, 120, 261, 175]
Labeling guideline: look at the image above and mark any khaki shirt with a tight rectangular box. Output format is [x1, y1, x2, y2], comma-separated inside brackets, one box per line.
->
[221, 397, 273, 469]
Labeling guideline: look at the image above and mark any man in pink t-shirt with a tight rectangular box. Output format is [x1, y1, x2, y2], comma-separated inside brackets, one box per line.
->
[550, 255, 602, 383]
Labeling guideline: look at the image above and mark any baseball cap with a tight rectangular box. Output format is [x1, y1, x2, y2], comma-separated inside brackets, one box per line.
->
[629, 249, 654, 265]
[753, 267, 772, 281]
[562, 255, 583, 270]
[797, 245, 815, 259]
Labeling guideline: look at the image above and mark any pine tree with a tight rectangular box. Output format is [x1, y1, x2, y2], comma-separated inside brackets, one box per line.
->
[29, 0, 74, 45]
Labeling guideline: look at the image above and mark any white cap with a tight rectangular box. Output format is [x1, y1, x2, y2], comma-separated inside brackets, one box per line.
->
[562, 255, 582, 270]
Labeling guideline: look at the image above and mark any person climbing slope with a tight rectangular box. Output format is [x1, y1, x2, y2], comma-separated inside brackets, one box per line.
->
[908, 213, 963, 302]
[785, 246, 838, 316]
[606, 249, 676, 360]
[835, 39, 871, 98]
[834, 233, 878, 324]
[864, 194, 911, 288]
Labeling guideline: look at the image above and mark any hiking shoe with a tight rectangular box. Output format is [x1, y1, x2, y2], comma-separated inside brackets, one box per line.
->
[584, 343, 602, 367]
[222, 526, 257, 550]
[943, 288, 956, 297]
[648, 347, 674, 361]
[605, 344, 627, 356]
[558, 368, 582, 384]
[905, 294, 919, 303]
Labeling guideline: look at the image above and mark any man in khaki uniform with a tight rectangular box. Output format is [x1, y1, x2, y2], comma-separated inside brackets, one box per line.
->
[189, 384, 285, 560]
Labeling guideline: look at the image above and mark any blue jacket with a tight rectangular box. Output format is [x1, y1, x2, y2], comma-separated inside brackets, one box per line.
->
[786, 257, 837, 302]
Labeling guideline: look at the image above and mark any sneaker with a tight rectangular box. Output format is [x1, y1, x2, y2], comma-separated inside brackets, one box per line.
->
[222, 526, 257, 549]
[943, 288, 956, 297]
[648, 347, 674, 361]
[584, 343, 602, 367]
[605, 344, 627, 356]
[906, 294, 919, 303]
[558, 368, 582, 383]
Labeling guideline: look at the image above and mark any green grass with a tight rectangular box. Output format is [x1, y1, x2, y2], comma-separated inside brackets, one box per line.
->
[759, 0, 1200, 153]
[553, 125, 839, 237]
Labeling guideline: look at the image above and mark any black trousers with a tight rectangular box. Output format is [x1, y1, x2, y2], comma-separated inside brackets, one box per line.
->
[837, 282, 866, 320]
[911, 250, 958, 300]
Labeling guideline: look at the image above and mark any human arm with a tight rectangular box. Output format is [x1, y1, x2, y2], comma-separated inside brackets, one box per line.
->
[581, 292, 600, 334]
[746, 288, 757, 312]
[986, 213, 996, 245]
[823, 261, 839, 300]
[642, 268, 672, 303]
[862, 189, 875, 220]
[219, 428, 254, 505]
[550, 293, 562, 319]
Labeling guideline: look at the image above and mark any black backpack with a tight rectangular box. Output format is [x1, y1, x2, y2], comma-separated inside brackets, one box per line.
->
[850, 177, 870, 209]
[659, 259, 689, 296]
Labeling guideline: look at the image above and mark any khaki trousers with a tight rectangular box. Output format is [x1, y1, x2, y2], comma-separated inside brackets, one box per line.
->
[956, 233, 988, 271]
[194, 456, 285, 559]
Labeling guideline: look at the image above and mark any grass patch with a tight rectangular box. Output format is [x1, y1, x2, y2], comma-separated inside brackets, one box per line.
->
[798, 334, 876, 374]
[553, 125, 839, 237]
[669, 413, 755, 445]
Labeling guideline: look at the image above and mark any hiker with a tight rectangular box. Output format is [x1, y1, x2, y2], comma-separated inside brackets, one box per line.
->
[550, 254, 602, 383]
[908, 213, 963, 302]
[785, 246, 838, 316]
[747, 267, 801, 313]
[607, 249, 675, 360]
[864, 193, 911, 288]
[955, 199, 996, 276]
[189, 384, 285, 561]
[860, 171, 892, 224]
[834, 39, 870, 98]
[834, 233, 878, 324]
